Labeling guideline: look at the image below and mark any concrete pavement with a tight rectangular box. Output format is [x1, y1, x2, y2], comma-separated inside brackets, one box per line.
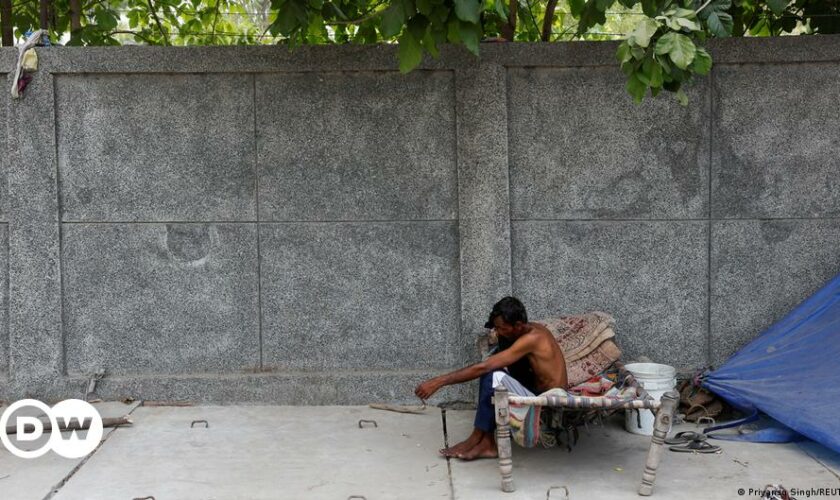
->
[1, 401, 839, 499]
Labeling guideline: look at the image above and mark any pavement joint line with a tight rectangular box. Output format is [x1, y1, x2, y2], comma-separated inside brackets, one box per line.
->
[798, 444, 840, 483]
[41, 403, 143, 500]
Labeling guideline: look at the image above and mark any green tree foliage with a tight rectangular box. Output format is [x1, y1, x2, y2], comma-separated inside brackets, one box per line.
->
[2, 0, 838, 102]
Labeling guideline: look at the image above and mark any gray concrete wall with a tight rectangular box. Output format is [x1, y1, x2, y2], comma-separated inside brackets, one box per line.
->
[0, 36, 839, 404]
[1, 71, 8, 385]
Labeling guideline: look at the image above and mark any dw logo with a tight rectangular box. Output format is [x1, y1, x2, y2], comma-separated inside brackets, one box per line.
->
[0, 399, 103, 459]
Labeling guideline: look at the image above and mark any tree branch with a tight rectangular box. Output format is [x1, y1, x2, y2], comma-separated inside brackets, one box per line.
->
[70, 0, 82, 34]
[147, 0, 170, 45]
[694, 0, 712, 15]
[541, 0, 558, 41]
[211, 0, 222, 44]
[109, 29, 155, 43]
[324, 2, 389, 25]
[39, 0, 49, 30]
[0, 0, 13, 47]
[501, 0, 517, 41]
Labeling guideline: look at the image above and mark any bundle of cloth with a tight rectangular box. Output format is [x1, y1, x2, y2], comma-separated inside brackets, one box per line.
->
[487, 312, 643, 448]
[542, 311, 623, 387]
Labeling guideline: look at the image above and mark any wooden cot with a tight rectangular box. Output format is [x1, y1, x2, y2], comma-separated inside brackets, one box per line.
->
[491, 361, 680, 496]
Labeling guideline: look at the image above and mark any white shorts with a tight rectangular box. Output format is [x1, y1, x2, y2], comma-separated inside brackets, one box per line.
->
[491, 370, 536, 397]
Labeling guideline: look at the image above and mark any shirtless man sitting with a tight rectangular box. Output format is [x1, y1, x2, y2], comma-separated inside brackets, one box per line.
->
[415, 296, 568, 460]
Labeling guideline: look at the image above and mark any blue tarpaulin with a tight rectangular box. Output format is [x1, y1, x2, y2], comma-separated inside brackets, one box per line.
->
[701, 272, 840, 453]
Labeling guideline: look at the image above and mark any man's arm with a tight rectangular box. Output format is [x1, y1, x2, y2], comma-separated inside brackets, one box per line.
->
[414, 334, 535, 400]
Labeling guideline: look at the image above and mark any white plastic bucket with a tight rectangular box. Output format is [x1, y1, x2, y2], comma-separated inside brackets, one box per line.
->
[624, 362, 676, 436]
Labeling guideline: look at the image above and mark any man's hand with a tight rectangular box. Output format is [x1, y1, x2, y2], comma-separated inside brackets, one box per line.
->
[414, 334, 536, 400]
[415, 378, 443, 400]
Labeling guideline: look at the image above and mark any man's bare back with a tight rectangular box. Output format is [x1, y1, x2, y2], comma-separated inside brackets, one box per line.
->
[506, 322, 568, 392]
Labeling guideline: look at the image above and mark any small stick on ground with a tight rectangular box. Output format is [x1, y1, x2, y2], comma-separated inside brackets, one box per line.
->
[368, 403, 427, 414]
[142, 400, 195, 407]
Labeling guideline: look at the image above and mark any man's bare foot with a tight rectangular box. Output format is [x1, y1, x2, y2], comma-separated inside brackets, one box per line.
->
[455, 434, 498, 461]
[440, 428, 484, 457]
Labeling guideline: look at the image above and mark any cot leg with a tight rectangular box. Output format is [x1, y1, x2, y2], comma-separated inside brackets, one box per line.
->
[638, 390, 679, 496]
[494, 386, 515, 493]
